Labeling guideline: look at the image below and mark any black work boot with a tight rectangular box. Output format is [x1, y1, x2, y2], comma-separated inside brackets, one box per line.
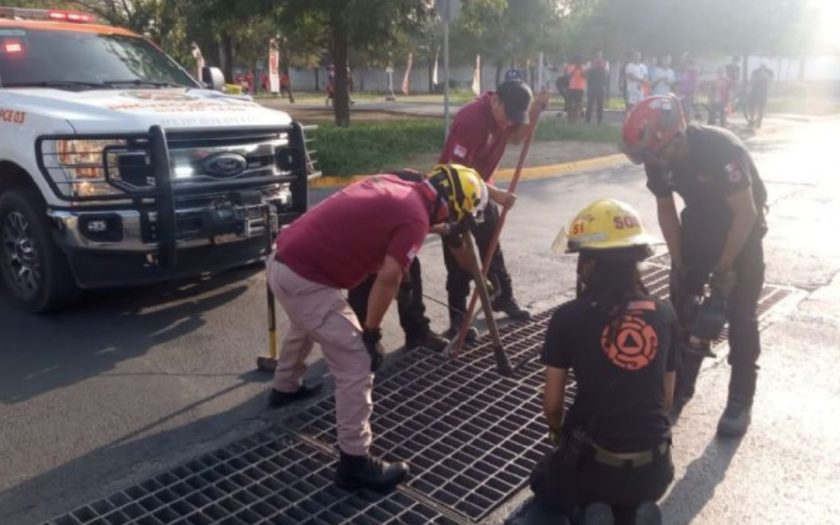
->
[405, 330, 450, 352]
[717, 397, 753, 438]
[335, 451, 409, 492]
[267, 380, 323, 409]
[634, 501, 663, 525]
[492, 296, 532, 321]
[581, 502, 614, 525]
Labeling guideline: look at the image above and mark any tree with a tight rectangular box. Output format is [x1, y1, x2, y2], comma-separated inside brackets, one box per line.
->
[280, 0, 431, 126]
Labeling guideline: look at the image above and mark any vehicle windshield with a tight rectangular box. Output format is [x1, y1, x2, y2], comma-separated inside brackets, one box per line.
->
[0, 27, 198, 89]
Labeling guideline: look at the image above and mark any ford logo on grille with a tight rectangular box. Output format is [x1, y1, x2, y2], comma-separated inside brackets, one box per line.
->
[202, 153, 247, 178]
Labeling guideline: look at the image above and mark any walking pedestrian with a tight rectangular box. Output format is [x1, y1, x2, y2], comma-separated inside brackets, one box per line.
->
[267, 164, 494, 491]
[621, 95, 768, 437]
[585, 51, 610, 124]
[438, 78, 549, 340]
[531, 199, 677, 525]
[749, 64, 774, 128]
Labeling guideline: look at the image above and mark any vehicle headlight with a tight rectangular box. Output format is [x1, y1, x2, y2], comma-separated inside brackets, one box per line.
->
[42, 139, 127, 198]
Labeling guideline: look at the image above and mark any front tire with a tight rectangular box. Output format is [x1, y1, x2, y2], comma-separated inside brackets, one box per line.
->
[0, 189, 79, 313]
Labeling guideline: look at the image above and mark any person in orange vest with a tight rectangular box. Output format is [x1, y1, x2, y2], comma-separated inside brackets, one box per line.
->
[565, 56, 586, 123]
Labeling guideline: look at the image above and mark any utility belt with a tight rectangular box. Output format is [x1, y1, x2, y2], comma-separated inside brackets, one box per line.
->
[556, 429, 670, 469]
[591, 441, 670, 469]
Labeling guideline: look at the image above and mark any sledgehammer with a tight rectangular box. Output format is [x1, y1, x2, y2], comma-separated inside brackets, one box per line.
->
[257, 285, 279, 372]
[257, 206, 279, 372]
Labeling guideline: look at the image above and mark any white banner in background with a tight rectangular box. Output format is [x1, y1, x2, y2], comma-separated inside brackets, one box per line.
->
[268, 39, 280, 94]
[471, 54, 481, 95]
[402, 53, 414, 95]
[432, 47, 439, 86]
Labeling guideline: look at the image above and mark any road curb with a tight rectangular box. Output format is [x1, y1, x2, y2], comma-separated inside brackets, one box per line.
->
[309, 153, 629, 189]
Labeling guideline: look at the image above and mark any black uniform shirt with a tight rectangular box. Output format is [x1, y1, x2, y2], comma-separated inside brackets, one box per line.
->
[542, 295, 679, 452]
[645, 124, 766, 229]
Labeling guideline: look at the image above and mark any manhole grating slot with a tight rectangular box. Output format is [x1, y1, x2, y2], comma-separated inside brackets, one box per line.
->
[48, 430, 459, 525]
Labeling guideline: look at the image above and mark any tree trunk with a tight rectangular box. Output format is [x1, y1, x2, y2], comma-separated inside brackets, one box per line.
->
[329, 9, 351, 127]
[314, 68, 319, 91]
[494, 63, 502, 88]
[428, 58, 434, 93]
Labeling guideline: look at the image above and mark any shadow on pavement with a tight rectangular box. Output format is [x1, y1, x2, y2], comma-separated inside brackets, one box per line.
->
[0, 381, 283, 525]
[0, 264, 261, 405]
[660, 436, 743, 525]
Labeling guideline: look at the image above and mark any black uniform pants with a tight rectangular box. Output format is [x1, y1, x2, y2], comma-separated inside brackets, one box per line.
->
[530, 441, 674, 524]
[680, 217, 766, 402]
[585, 88, 605, 124]
[347, 257, 430, 342]
[443, 202, 512, 325]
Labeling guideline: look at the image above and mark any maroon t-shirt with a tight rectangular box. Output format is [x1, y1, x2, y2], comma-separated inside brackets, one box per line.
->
[276, 175, 432, 289]
[439, 92, 514, 184]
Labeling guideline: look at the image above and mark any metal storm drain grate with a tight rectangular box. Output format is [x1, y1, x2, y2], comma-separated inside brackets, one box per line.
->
[289, 346, 557, 522]
[48, 430, 458, 525]
[48, 259, 795, 525]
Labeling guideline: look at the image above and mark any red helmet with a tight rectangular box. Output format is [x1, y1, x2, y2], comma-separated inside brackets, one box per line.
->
[621, 95, 686, 164]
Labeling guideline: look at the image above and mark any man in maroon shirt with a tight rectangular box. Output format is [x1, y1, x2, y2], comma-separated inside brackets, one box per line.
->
[439, 79, 548, 338]
[266, 165, 498, 491]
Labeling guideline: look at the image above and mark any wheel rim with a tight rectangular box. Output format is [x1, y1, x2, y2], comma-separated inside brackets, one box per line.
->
[2, 211, 41, 298]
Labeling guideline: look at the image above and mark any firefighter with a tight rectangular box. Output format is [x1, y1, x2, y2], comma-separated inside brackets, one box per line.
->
[266, 165, 494, 491]
[438, 78, 550, 340]
[531, 199, 677, 525]
[620, 95, 768, 437]
[346, 169, 450, 353]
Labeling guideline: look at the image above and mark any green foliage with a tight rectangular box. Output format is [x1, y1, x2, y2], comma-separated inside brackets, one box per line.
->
[312, 119, 444, 176]
[312, 118, 621, 177]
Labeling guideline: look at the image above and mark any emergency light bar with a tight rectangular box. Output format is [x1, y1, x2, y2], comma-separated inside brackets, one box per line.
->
[0, 7, 97, 23]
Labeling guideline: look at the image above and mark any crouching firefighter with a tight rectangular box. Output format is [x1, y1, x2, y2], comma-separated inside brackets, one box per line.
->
[531, 200, 678, 525]
[621, 95, 767, 437]
[266, 164, 489, 491]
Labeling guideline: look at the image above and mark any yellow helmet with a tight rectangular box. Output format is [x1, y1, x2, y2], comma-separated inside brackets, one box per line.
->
[552, 199, 659, 254]
[427, 164, 488, 222]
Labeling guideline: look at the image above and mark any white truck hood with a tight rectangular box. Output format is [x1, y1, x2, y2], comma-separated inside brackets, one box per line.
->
[3, 87, 292, 133]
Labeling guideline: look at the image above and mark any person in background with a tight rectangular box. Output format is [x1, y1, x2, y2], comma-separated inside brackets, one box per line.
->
[585, 51, 610, 124]
[624, 51, 647, 111]
[675, 54, 700, 121]
[708, 67, 733, 127]
[325, 64, 336, 107]
[565, 55, 586, 123]
[618, 51, 631, 110]
[726, 56, 741, 93]
[244, 70, 254, 96]
[749, 63, 774, 128]
[531, 199, 677, 525]
[650, 55, 675, 97]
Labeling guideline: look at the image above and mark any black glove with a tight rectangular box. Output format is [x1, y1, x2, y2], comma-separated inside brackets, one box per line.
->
[669, 266, 685, 307]
[362, 327, 384, 372]
[710, 268, 736, 299]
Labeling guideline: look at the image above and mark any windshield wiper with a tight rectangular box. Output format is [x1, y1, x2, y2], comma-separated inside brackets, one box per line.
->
[103, 79, 185, 88]
[2, 80, 108, 90]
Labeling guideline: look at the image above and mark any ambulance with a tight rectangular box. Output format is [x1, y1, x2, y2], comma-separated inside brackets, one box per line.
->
[0, 7, 314, 312]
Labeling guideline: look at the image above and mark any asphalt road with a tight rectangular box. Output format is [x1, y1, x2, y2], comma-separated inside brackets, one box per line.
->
[1, 115, 839, 524]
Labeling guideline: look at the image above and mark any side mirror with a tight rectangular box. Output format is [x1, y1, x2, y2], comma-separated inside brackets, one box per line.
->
[201, 67, 225, 92]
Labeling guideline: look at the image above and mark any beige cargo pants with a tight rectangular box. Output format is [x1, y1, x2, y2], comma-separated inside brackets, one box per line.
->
[267, 258, 374, 456]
